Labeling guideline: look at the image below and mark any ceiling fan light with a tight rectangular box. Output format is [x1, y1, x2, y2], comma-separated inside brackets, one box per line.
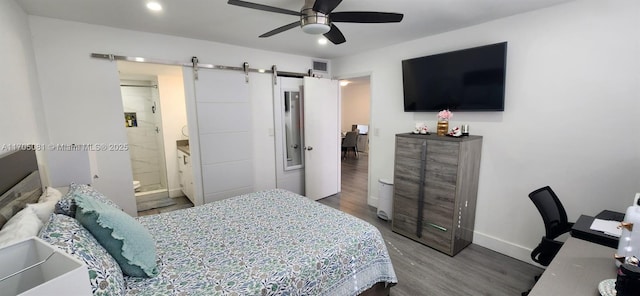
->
[302, 23, 330, 35]
[146, 1, 162, 11]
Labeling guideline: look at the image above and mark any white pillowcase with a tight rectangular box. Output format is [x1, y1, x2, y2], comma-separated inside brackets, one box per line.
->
[0, 207, 43, 248]
[26, 201, 57, 224]
[0, 188, 60, 248]
[38, 187, 63, 203]
[24, 187, 64, 224]
[22, 187, 64, 224]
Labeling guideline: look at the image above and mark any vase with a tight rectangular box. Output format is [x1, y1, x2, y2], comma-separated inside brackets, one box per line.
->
[437, 120, 449, 136]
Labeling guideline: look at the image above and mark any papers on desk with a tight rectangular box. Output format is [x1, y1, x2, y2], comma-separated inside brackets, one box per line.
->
[590, 219, 622, 237]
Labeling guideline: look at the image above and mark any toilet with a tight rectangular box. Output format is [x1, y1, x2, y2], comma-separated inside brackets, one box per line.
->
[133, 180, 141, 192]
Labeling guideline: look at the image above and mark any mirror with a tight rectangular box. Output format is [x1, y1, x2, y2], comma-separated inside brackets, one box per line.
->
[282, 90, 303, 170]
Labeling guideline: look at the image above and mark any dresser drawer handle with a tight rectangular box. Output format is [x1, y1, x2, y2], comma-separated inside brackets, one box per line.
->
[428, 223, 448, 232]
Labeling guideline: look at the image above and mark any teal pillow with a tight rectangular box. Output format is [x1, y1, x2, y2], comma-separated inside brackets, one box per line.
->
[55, 183, 122, 217]
[75, 193, 159, 278]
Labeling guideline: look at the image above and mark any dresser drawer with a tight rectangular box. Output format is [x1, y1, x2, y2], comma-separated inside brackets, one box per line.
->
[393, 156, 422, 198]
[425, 140, 459, 165]
[420, 216, 454, 253]
[392, 212, 419, 240]
[395, 137, 425, 160]
[422, 198, 454, 232]
[423, 180, 456, 208]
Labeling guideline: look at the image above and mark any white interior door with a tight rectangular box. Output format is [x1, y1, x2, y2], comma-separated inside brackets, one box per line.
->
[303, 77, 340, 200]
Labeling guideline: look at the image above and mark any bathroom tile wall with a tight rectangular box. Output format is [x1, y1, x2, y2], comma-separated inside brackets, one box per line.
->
[120, 79, 167, 190]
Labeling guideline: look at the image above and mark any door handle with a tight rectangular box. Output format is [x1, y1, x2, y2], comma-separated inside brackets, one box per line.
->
[427, 223, 448, 232]
[304, 146, 313, 151]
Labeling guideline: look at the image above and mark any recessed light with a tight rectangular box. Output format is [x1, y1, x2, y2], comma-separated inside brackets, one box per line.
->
[340, 80, 350, 86]
[146, 1, 162, 11]
[318, 38, 328, 45]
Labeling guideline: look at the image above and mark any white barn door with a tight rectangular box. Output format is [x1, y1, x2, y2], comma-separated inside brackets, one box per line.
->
[183, 69, 253, 204]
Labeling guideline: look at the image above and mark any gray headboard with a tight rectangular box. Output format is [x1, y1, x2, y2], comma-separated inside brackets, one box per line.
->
[0, 149, 42, 228]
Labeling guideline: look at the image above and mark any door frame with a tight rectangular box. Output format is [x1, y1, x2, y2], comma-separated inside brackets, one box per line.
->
[336, 73, 373, 202]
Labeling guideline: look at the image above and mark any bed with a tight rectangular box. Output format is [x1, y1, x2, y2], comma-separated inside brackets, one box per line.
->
[0, 149, 397, 295]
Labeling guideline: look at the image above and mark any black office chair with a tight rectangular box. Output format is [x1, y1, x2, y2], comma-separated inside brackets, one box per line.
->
[529, 186, 574, 266]
[522, 186, 574, 295]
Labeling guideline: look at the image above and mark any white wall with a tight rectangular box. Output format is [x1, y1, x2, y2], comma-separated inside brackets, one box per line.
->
[341, 82, 371, 132]
[157, 74, 188, 198]
[332, 0, 640, 263]
[28, 16, 318, 215]
[250, 73, 277, 192]
[0, 0, 47, 159]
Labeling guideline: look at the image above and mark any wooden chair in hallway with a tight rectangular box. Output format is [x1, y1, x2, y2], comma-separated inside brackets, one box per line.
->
[341, 131, 359, 159]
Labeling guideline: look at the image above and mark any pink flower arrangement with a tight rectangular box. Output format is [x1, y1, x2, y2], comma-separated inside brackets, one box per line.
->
[437, 109, 453, 121]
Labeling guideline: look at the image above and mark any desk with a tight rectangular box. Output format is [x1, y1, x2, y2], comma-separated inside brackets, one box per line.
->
[571, 210, 624, 248]
[529, 237, 617, 295]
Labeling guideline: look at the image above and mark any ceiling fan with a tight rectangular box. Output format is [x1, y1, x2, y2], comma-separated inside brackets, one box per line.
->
[227, 0, 404, 45]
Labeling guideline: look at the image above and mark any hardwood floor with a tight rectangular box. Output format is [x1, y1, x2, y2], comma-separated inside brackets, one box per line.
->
[139, 153, 542, 295]
[137, 195, 193, 216]
[320, 153, 543, 295]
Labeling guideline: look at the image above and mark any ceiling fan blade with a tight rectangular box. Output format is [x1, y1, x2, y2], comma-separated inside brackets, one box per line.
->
[313, 0, 343, 14]
[323, 24, 346, 45]
[259, 21, 300, 38]
[227, 0, 300, 16]
[330, 12, 404, 23]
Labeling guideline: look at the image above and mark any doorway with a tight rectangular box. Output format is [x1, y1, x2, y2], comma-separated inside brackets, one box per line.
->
[117, 61, 190, 211]
[339, 76, 371, 200]
[119, 79, 167, 194]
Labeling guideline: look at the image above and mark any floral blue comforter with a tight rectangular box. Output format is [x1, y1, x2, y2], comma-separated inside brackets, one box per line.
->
[125, 189, 397, 295]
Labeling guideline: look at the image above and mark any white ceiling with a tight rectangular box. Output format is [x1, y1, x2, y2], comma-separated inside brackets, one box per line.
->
[17, 0, 575, 59]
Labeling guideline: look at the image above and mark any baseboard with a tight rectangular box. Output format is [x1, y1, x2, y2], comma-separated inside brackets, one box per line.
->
[168, 188, 183, 198]
[368, 195, 378, 208]
[473, 231, 541, 267]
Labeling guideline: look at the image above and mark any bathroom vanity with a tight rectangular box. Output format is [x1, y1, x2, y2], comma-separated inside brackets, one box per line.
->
[177, 140, 194, 203]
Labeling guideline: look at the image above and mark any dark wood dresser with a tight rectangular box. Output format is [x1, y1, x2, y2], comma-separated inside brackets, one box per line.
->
[392, 133, 483, 256]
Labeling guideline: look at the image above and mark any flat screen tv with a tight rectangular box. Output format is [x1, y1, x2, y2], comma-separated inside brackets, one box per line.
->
[402, 42, 507, 112]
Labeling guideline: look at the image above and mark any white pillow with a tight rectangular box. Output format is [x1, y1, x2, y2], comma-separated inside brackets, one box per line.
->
[38, 187, 63, 203]
[26, 201, 57, 224]
[0, 207, 43, 248]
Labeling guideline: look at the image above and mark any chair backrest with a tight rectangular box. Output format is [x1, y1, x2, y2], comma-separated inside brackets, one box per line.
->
[529, 186, 570, 239]
[342, 131, 359, 147]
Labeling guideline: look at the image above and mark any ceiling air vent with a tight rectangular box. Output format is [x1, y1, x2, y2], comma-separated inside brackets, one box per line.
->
[312, 60, 328, 73]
